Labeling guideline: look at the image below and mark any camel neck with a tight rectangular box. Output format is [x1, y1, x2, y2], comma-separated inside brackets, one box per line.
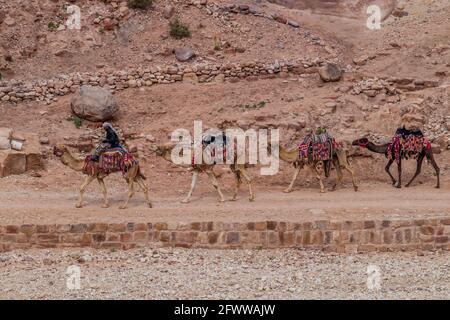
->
[367, 142, 389, 154]
[61, 151, 84, 171]
[278, 145, 299, 163]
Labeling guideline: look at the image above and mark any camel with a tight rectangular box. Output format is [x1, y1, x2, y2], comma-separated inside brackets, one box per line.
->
[150, 143, 254, 203]
[352, 137, 440, 189]
[53, 145, 152, 209]
[269, 142, 358, 193]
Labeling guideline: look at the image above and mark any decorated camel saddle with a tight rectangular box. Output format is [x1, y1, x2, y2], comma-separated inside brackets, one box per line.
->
[191, 133, 236, 165]
[83, 147, 138, 176]
[387, 128, 431, 163]
[298, 132, 339, 162]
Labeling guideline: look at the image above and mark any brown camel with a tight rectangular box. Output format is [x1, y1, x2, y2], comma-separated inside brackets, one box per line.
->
[53, 145, 152, 209]
[270, 142, 358, 193]
[352, 137, 440, 188]
[151, 143, 254, 203]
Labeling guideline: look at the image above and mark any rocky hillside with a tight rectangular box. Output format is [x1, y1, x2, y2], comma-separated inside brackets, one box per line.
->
[0, 0, 449, 184]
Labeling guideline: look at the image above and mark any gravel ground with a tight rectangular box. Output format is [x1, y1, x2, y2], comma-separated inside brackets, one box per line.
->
[0, 248, 449, 300]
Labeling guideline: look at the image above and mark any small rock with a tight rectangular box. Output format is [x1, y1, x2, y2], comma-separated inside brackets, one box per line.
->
[174, 47, 195, 62]
[163, 5, 175, 19]
[318, 63, 342, 82]
[39, 137, 49, 145]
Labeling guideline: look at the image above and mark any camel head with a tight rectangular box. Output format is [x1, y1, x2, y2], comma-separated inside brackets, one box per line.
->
[352, 138, 370, 148]
[149, 143, 173, 157]
[53, 144, 69, 157]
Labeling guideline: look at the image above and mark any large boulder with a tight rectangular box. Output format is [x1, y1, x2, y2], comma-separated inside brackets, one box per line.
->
[318, 63, 343, 82]
[71, 85, 119, 122]
[0, 152, 26, 177]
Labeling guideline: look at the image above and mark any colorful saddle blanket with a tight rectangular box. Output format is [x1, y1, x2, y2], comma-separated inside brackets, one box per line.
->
[298, 133, 338, 162]
[387, 134, 431, 163]
[83, 148, 137, 176]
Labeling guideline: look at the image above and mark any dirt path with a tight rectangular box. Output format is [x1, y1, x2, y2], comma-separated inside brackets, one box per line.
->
[0, 184, 449, 225]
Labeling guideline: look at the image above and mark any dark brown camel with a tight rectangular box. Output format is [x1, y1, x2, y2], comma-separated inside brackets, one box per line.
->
[352, 137, 440, 189]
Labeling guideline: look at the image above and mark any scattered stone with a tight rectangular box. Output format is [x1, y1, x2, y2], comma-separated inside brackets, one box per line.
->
[39, 137, 49, 145]
[318, 63, 342, 82]
[163, 5, 175, 19]
[174, 48, 195, 62]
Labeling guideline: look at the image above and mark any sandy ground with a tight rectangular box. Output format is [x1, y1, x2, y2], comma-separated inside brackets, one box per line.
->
[0, 183, 449, 224]
[0, 247, 448, 299]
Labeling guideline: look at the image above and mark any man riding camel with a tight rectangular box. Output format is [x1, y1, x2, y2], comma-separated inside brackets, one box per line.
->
[92, 123, 126, 161]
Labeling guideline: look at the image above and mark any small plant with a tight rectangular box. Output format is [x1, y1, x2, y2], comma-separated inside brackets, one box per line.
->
[127, 0, 152, 10]
[98, 27, 105, 34]
[66, 115, 82, 129]
[169, 18, 190, 39]
[214, 41, 222, 51]
[238, 101, 267, 111]
[48, 21, 60, 30]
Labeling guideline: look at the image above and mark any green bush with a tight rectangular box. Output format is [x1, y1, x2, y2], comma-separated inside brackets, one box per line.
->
[169, 18, 191, 39]
[47, 21, 59, 30]
[127, 0, 152, 10]
[66, 115, 82, 129]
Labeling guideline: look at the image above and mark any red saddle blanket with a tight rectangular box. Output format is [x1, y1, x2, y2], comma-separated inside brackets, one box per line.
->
[387, 134, 431, 163]
[83, 150, 137, 176]
[298, 134, 338, 161]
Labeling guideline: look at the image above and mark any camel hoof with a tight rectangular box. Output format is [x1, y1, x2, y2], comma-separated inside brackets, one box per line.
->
[75, 204, 83, 208]
[435, 185, 440, 189]
[181, 199, 190, 204]
[119, 206, 127, 210]
[354, 186, 359, 192]
[230, 197, 237, 202]
[283, 189, 293, 193]
[219, 199, 226, 203]
[249, 198, 255, 202]
[395, 185, 401, 189]
[102, 204, 110, 208]
[148, 203, 153, 208]
[405, 184, 410, 188]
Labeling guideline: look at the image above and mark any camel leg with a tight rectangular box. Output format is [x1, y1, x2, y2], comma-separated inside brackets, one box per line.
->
[284, 165, 301, 193]
[395, 159, 402, 188]
[97, 178, 109, 208]
[206, 169, 226, 203]
[120, 179, 135, 209]
[405, 153, 425, 188]
[135, 176, 152, 208]
[231, 170, 241, 201]
[313, 164, 326, 193]
[426, 150, 440, 188]
[344, 163, 358, 192]
[240, 167, 254, 201]
[76, 175, 95, 208]
[385, 159, 396, 185]
[330, 158, 343, 191]
[181, 170, 198, 203]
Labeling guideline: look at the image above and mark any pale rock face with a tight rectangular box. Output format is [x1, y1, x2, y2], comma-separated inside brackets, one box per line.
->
[70, 85, 119, 122]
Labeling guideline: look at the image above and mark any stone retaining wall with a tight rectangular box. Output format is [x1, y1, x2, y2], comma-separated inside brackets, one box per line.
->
[0, 59, 318, 104]
[1, 218, 449, 253]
